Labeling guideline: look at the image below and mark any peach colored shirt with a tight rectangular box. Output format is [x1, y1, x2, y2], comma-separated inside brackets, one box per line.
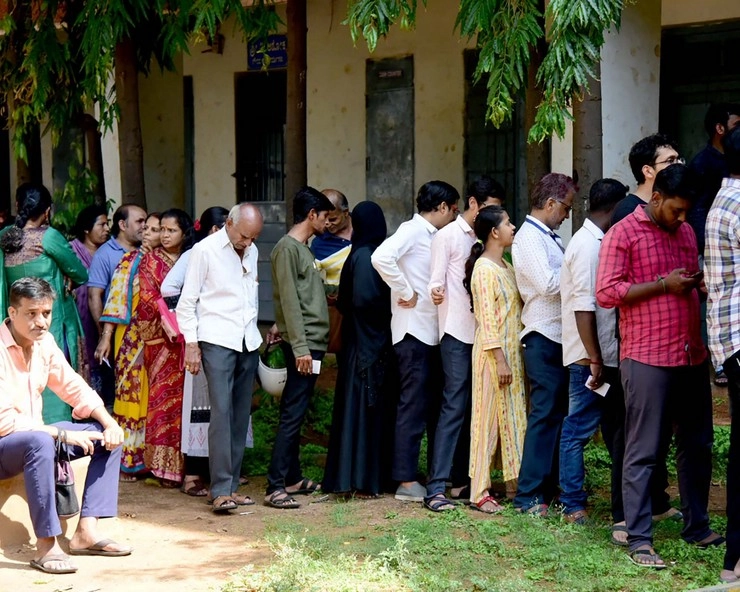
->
[0, 320, 103, 436]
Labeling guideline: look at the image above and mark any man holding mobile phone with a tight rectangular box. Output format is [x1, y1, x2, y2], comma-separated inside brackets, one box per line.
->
[597, 164, 720, 569]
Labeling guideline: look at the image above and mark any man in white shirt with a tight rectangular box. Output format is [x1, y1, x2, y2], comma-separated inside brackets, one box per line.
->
[424, 176, 504, 511]
[177, 203, 264, 513]
[371, 181, 459, 502]
[511, 172, 577, 514]
[559, 179, 625, 529]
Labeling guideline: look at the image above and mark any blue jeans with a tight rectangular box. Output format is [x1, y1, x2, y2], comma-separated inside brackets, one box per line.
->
[559, 364, 605, 514]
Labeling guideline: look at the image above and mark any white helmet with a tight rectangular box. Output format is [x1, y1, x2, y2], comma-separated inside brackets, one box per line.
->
[258, 347, 287, 397]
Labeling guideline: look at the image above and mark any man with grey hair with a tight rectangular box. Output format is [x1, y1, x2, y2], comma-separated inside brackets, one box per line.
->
[177, 202, 264, 513]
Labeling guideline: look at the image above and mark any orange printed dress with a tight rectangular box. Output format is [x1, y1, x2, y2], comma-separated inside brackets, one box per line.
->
[469, 257, 527, 505]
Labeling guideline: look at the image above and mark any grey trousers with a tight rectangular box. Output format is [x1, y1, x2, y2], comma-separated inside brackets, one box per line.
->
[200, 341, 259, 498]
[621, 358, 713, 551]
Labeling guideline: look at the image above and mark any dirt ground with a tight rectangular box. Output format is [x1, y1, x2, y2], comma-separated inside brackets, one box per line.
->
[0, 379, 731, 592]
[0, 476, 424, 592]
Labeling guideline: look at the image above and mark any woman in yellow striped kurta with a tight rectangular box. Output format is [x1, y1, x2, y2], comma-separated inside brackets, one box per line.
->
[464, 206, 528, 513]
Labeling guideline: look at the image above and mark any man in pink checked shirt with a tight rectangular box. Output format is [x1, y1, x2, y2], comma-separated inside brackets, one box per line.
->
[597, 164, 721, 569]
[0, 277, 130, 575]
[424, 177, 504, 513]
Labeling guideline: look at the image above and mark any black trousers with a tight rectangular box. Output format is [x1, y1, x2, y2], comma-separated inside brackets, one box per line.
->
[266, 344, 325, 494]
[621, 358, 713, 551]
[723, 350, 740, 571]
[392, 334, 442, 482]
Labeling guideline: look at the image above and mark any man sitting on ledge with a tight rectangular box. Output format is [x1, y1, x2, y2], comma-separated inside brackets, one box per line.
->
[0, 277, 131, 574]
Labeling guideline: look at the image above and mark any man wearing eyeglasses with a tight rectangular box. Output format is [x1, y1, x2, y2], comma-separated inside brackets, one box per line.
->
[612, 134, 683, 225]
[511, 172, 577, 515]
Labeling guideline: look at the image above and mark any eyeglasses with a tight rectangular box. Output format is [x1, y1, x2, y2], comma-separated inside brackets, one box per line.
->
[552, 199, 572, 214]
[653, 156, 685, 167]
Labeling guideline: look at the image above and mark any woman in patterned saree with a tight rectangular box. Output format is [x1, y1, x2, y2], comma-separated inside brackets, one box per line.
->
[95, 213, 161, 480]
[0, 183, 88, 424]
[463, 205, 527, 514]
[138, 208, 194, 487]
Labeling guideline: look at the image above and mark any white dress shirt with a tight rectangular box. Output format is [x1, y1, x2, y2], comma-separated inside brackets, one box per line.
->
[428, 214, 476, 344]
[371, 213, 439, 346]
[161, 249, 192, 297]
[560, 219, 618, 368]
[176, 227, 262, 353]
[512, 214, 564, 343]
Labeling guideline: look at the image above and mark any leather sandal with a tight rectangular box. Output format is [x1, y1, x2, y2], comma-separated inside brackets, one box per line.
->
[264, 489, 301, 509]
[210, 495, 237, 513]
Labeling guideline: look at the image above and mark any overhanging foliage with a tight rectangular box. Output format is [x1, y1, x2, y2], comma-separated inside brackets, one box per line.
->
[345, 0, 624, 143]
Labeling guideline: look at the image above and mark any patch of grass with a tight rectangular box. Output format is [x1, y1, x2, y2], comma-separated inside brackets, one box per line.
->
[227, 503, 725, 592]
[223, 535, 414, 592]
[242, 387, 334, 478]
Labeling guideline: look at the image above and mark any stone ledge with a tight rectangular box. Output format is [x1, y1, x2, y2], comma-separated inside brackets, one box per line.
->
[0, 455, 90, 548]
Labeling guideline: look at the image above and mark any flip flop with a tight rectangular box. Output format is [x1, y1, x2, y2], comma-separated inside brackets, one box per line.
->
[69, 539, 132, 557]
[181, 479, 209, 497]
[288, 478, 321, 495]
[265, 489, 301, 509]
[611, 524, 629, 547]
[450, 485, 471, 505]
[694, 532, 726, 549]
[30, 553, 78, 574]
[628, 548, 666, 569]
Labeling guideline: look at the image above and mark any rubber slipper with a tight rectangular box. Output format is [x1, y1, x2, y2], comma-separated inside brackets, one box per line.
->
[209, 495, 238, 513]
[265, 490, 301, 509]
[287, 478, 321, 495]
[231, 492, 256, 506]
[181, 479, 209, 497]
[471, 495, 504, 514]
[628, 548, 666, 569]
[515, 503, 548, 517]
[694, 532, 726, 549]
[30, 553, 78, 574]
[564, 509, 589, 525]
[69, 538, 132, 557]
[652, 507, 683, 522]
[611, 524, 629, 547]
[450, 485, 471, 503]
[423, 494, 457, 513]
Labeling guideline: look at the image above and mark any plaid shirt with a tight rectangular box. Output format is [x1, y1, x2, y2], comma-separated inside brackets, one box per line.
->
[705, 178, 740, 368]
[596, 205, 706, 367]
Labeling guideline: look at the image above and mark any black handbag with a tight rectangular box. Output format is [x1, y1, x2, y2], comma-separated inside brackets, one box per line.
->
[55, 429, 80, 519]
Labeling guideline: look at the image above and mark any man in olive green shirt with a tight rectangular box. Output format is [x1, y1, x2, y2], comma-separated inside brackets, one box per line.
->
[265, 186, 335, 508]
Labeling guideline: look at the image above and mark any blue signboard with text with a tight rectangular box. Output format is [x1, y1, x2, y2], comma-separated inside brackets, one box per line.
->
[248, 34, 288, 70]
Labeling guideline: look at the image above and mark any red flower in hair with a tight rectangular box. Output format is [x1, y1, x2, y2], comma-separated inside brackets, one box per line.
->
[194, 219, 201, 232]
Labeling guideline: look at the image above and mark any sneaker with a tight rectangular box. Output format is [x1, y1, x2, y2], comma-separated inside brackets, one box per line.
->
[394, 482, 426, 502]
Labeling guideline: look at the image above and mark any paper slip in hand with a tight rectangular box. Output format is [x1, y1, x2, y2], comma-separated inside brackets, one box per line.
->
[585, 377, 610, 397]
[312, 359, 321, 375]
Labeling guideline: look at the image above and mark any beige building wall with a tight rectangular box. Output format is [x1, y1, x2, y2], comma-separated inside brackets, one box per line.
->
[600, 0, 662, 187]
[182, 13, 287, 213]
[307, 2, 473, 211]
[662, 0, 740, 26]
[139, 55, 186, 213]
